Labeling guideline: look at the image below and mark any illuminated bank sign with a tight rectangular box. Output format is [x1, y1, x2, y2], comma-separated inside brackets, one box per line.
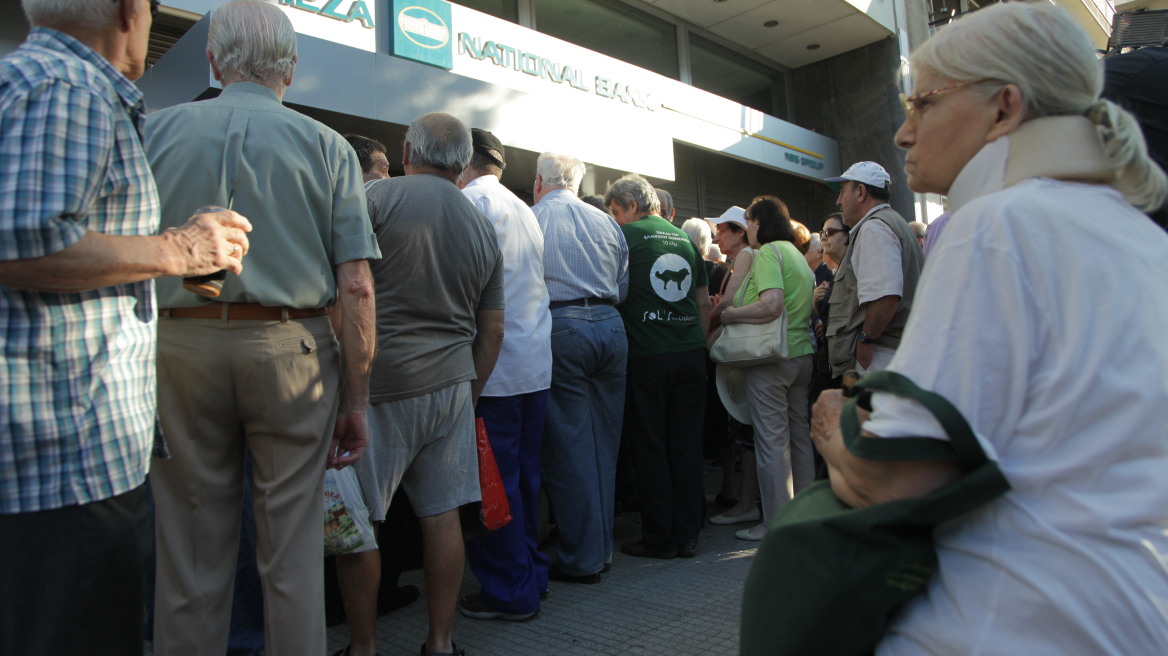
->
[457, 34, 656, 111]
[392, 0, 454, 69]
[277, 0, 376, 52]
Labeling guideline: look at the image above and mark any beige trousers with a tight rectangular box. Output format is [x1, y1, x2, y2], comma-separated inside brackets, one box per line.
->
[151, 316, 339, 656]
[744, 354, 815, 524]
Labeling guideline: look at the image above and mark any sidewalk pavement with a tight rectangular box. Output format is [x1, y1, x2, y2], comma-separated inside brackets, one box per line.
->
[328, 488, 760, 656]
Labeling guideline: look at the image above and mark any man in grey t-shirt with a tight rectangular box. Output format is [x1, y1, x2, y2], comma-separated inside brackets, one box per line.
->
[337, 113, 504, 656]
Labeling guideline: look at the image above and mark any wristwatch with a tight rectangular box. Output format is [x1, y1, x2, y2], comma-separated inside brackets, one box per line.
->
[857, 331, 877, 344]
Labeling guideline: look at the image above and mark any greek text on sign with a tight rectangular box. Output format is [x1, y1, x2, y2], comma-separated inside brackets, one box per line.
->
[278, 0, 374, 28]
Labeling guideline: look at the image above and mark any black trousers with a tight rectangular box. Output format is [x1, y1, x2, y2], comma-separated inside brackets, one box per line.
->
[624, 348, 707, 550]
[0, 484, 150, 656]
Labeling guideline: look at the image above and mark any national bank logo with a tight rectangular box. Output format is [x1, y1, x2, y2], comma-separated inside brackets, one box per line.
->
[392, 0, 453, 69]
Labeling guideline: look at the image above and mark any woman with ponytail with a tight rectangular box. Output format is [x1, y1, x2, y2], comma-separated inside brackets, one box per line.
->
[810, 3, 1168, 654]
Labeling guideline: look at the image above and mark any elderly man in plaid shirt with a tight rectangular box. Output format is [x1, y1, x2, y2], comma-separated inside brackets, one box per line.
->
[0, 1, 250, 654]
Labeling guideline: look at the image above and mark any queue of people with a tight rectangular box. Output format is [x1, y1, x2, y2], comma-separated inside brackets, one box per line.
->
[3, 1, 1168, 655]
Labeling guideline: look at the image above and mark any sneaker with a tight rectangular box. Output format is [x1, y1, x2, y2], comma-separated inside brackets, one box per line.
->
[457, 593, 536, 621]
[709, 506, 761, 525]
[735, 524, 767, 541]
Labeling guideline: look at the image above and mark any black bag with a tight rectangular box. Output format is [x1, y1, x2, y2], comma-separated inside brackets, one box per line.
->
[740, 371, 1011, 656]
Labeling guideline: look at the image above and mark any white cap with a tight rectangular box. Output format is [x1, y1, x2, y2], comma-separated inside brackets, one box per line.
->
[709, 206, 748, 230]
[824, 161, 891, 190]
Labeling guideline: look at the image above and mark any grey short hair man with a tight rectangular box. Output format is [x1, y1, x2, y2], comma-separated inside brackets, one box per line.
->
[145, 2, 380, 654]
[0, 2, 253, 654]
[603, 173, 661, 224]
[356, 112, 504, 656]
[605, 174, 711, 560]
[532, 151, 629, 583]
[656, 188, 676, 222]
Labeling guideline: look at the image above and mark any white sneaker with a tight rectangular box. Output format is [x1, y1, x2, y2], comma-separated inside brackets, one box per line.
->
[735, 524, 767, 541]
[709, 506, 761, 525]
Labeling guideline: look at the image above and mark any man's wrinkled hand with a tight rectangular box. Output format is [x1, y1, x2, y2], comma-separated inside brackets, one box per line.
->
[327, 410, 369, 470]
[169, 208, 252, 277]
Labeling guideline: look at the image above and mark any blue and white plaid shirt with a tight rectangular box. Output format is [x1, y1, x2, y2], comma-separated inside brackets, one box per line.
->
[0, 28, 160, 513]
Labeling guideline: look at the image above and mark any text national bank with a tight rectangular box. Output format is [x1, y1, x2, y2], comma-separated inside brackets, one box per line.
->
[457, 33, 657, 111]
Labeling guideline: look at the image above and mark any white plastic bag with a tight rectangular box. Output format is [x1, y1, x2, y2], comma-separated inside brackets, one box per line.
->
[323, 466, 377, 556]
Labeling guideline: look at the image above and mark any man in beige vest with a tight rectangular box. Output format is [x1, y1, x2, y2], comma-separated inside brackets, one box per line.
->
[823, 161, 923, 377]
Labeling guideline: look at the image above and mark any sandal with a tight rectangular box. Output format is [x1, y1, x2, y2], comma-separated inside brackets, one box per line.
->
[420, 641, 465, 656]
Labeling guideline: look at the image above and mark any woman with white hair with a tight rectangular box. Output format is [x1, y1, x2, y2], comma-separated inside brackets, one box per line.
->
[812, 3, 1168, 653]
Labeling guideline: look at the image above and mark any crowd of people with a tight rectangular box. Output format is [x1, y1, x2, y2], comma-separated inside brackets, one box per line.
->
[3, 1, 1168, 655]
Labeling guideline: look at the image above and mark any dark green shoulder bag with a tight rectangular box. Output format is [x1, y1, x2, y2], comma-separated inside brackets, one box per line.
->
[740, 371, 1011, 656]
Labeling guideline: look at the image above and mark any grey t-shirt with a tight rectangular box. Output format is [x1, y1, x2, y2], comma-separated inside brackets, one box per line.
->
[365, 174, 504, 402]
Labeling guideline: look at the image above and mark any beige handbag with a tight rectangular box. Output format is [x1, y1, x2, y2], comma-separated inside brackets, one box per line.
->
[709, 242, 789, 367]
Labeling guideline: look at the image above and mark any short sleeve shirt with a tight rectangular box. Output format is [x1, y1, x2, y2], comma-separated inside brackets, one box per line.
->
[619, 215, 708, 358]
[145, 82, 380, 309]
[737, 240, 815, 358]
[365, 174, 504, 402]
[0, 28, 159, 512]
[850, 209, 904, 304]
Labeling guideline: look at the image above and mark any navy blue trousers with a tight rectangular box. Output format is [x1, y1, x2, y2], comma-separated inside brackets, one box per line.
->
[466, 391, 550, 613]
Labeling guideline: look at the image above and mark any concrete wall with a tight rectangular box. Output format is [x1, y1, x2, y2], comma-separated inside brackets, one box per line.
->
[789, 37, 913, 224]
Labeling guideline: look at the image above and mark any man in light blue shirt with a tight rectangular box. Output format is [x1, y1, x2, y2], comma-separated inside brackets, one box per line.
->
[531, 151, 629, 583]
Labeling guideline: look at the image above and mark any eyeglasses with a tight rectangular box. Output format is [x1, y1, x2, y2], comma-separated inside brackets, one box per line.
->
[822, 227, 848, 239]
[899, 81, 979, 122]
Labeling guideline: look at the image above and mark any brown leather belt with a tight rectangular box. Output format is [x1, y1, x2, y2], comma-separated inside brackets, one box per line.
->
[161, 303, 327, 321]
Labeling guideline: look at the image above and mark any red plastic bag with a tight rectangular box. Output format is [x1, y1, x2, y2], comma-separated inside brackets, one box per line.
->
[475, 417, 511, 532]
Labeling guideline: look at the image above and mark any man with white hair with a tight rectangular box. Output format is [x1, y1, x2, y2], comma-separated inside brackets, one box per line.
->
[145, 2, 380, 654]
[532, 152, 629, 584]
[823, 161, 922, 376]
[0, 1, 252, 654]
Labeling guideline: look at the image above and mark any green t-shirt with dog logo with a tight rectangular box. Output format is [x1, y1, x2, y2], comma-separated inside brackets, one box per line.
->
[618, 215, 709, 359]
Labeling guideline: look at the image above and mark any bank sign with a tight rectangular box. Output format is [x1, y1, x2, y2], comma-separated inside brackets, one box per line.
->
[390, 0, 657, 112]
[391, 0, 454, 69]
[278, 0, 376, 52]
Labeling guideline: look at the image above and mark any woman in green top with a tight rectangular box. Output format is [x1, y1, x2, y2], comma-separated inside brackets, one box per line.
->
[717, 196, 816, 541]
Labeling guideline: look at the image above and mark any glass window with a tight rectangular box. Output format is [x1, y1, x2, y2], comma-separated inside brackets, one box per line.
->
[689, 35, 786, 118]
[535, 0, 679, 79]
[453, 0, 518, 23]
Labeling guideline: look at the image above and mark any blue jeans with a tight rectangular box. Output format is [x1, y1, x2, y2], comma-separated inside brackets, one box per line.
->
[541, 305, 627, 576]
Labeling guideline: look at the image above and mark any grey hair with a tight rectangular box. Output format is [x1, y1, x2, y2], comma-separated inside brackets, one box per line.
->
[681, 218, 712, 256]
[604, 174, 660, 215]
[912, 2, 1167, 212]
[656, 189, 675, 219]
[208, 0, 297, 87]
[405, 113, 472, 173]
[808, 232, 822, 253]
[537, 152, 586, 192]
[23, 0, 118, 26]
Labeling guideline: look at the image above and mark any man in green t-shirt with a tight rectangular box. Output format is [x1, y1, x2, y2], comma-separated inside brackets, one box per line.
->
[605, 174, 711, 559]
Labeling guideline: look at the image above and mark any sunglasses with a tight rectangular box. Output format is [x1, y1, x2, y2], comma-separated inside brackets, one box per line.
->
[822, 227, 848, 239]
